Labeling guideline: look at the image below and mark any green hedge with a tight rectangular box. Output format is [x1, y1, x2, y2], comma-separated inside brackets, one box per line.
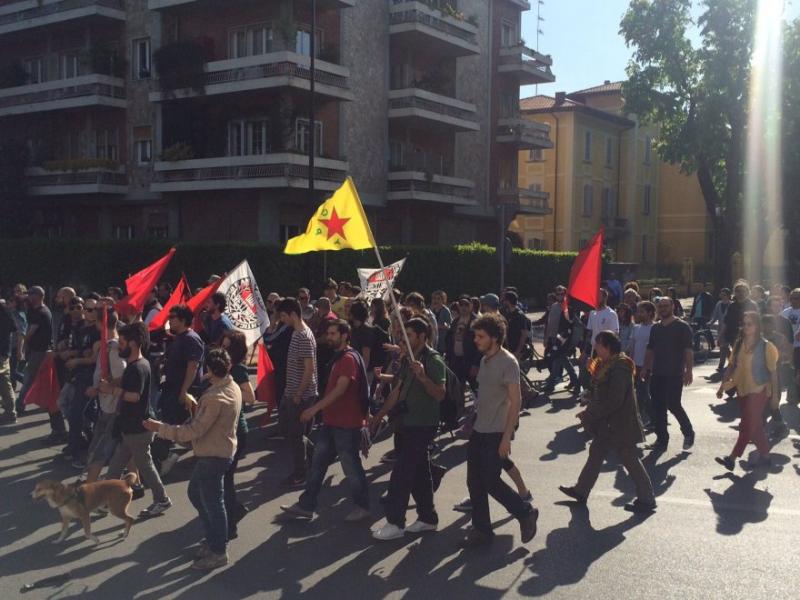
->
[0, 240, 576, 308]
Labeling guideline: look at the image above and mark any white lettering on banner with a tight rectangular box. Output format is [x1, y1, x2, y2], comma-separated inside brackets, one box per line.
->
[219, 260, 269, 346]
[357, 258, 406, 302]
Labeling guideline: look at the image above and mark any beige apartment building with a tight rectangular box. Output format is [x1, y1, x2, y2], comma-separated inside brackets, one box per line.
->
[0, 0, 556, 245]
[515, 81, 712, 271]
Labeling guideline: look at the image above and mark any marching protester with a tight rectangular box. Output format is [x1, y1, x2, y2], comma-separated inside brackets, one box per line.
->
[560, 331, 656, 513]
[202, 292, 234, 347]
[642, 297, 695, 451]
[370, 317, 446, 541]
[445, 295, 480, 390]
[586, 289, 619, 353]
[463, 313, 539, 545]
[280, 319, 371, 522]
[144, 348, 242, 571]
[715, 312, 778, 471]
[707, 287, 732, 381]
[431, 290, 452, 354]
[628, 301, 655, 424]
[0, 300, 17, 423]
[276, 297, 318, 487]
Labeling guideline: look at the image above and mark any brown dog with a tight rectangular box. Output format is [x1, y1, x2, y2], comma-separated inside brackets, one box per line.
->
[32, 473, 138, 544]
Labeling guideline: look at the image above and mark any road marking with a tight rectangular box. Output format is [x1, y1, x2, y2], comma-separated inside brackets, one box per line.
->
[592, 491, 800, 516]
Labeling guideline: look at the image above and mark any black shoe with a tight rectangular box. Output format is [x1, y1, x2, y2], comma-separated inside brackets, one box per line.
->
[132, 484, 145, 500]
[519, 507, 539, 543]
[558, 485, 587, 504]
[41, 432, 67, 446]
[707, 372, 723, 383]
[682, 432, 695, 450]
[647, 440, 668, 452]
[624, 499, 657, 514]
[281, 474, 306, 487]
[715, 456, 735, 471]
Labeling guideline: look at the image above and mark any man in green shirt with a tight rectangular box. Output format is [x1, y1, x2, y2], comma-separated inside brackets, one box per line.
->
[370, 318, 446, 541]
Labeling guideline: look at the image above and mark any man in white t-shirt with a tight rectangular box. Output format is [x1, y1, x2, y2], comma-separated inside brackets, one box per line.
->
[629, 300, 655, 424]
[586, 289, 619, 350]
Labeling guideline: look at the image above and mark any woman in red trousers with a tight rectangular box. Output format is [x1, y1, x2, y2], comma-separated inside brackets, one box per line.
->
[715, 311, 779, 471]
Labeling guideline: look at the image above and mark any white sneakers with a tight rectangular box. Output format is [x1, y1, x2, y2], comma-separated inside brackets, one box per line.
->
[160, 452, 180, 477]
[405, 520, 437, 534]
[371, 520, 437, 540]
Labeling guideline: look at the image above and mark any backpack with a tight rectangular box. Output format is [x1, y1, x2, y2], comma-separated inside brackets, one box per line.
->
[420, 347, 465, 432]
[330, 348, 370, 415]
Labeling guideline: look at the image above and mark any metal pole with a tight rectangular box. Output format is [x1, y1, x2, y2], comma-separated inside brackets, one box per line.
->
[372, 246, 414, 359]
[310, 0, 320, 284]
[499, 203, 506, 291]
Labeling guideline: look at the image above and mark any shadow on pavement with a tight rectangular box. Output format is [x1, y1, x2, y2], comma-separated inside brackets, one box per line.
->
[704, 471, 773, 535]
[539, 424, 587, 462]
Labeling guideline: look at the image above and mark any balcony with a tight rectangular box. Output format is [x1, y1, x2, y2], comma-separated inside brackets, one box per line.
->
[497, 187, 551, 215]
[601, 216, 630, 237]
[149, 51, 352, 103]
[151, 153, 348, 192]
[389, 88, 478, 132]
[149, 0, 354, 9]
[498, 44, 555, 85]
[389, 1, 480, 57]
[0, 0, 125, 36]
[0, 74, 126, 117]
[496, 117, 552, 150]
[507, 0, 532, 10]
[26, 164, 127, 195]
[388, 172, 476, 206]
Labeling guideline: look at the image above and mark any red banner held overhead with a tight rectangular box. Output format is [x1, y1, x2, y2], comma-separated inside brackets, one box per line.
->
[565, 227, 604, 311]
[116, 248, 176, 316]
[149, 274, 191, 332]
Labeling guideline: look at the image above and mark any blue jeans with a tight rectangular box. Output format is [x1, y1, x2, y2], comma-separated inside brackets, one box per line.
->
[299, 426, 369, 512]
[546, 353, 578, 389]
[187, 457, 232, 555]
[67, 368, 94, 454]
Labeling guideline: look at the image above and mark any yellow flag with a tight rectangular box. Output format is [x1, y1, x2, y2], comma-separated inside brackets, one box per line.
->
[284, 177, 376, 254]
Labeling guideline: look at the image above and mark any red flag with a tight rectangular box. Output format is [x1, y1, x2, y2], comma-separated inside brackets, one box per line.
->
[149, 274, 191, 332]
[116, 248, 176, 316]
[187, 277, 224, 333]
[99, 305, 109, 379]
[23, 353, 60, 413]
[256, 344, 277, 426]
[565, 227, 604, 311]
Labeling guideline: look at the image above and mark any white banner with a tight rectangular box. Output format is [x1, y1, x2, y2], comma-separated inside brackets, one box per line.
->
[357, 258, 406, 302]
[218, 260, 269, 346]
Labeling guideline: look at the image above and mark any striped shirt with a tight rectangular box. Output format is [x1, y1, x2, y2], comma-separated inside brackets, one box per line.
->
[284, 326, 318, 401]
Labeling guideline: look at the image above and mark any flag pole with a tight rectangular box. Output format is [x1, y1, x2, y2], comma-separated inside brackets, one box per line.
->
[371, 245, 414, 359]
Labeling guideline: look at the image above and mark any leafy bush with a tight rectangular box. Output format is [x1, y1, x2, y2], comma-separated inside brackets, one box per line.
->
[153, 39, 212, 95]
[0, 241, 576, 308]
[160, 142, 195, 162]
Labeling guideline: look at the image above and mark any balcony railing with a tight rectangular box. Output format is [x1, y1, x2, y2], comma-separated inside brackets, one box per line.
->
[0, 0, 125, 34]
[498, 43, 555, 85]
[26, 164, 128, 194]
[388, 171, 476, 205]
[151, 51, 351, 101]
[498, 186, 552, 214]
[388, 88, 478, 131]
[389, 146, 453, 177]
[0, 74, 126, 117]
[151, 152, 348, 192]
[389, 1, 479, 54]
[149, 0, 354, 8]
[496, 117, 552, 149]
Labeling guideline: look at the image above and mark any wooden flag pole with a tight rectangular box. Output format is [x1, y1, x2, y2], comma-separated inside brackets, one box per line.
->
[371, 245, 414, 360]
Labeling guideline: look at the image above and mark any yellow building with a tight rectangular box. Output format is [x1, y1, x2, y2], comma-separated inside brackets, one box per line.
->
[514, 81, 711, 272]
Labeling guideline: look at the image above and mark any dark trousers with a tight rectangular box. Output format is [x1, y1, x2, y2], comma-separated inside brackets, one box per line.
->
[385, 425, 438, 529]
[467, 431, 531, 534]
[575, 437, 655, 503]
[223, 433, 247, 535]
[187, 457, 232, 555]
[66, 369, 94, 454]
[151, 391, 190, 463]
[650, 375, 693, 444]
[279, 395, 313, 477]
[299, 426, 369, 512]
[545, 352, 578, 388]
[634, 368, 651, 422]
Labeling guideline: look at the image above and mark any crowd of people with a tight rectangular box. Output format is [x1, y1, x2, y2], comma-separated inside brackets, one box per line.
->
[1, 274, 798, 571]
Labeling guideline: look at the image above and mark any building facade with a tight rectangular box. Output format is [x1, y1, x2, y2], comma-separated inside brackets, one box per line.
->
[0, 0, 555, 244]
[515, 81, 711, 271]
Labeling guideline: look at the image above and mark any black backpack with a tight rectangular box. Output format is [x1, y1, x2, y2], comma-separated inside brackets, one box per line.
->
[420, 347, 465, 432]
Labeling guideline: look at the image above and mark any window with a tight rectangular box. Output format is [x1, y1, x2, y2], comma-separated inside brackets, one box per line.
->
[583, 130, 592, 162]
[529, 182, 543, 192]
[643, 184, 651, 215]
[227, 119, 271, 156]
[147, 226, 168, 239]
[529, 148, 544, 162]
[605, 137, 613, 167]
[295, 118, 322, 155]
[135, 140, 152, 164]
[24, 57, 44, 84]
[113, 225, 135, 240]
[280, 224, 300, 244]
[61, 53, 79, 79]
[133, 38, 151, 79]
[95, 129, 119, 160]
[601, 187, 612, 218]
[501, 20, 515, 47]
[229, 24, 272, 58]
[295, 27, 322, 57]
[389, 140, 404, 169]
[528, 238, 546, 250]
[644, 135, 652, 164]
[641, 234, 648, 262]
[582, 184, 593, 216]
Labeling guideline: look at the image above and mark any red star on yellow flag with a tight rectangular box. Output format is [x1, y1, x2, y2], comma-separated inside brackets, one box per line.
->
[319, 208, 350, 240]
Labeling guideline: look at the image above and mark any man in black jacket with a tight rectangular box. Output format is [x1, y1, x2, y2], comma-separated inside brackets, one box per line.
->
[690, 283, 715, 326]
[723, 283, 759, 345]
[445, 296, 480, 389]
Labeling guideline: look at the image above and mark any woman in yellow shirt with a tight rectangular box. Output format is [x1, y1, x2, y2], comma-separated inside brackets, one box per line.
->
[715, 312, 779, 471]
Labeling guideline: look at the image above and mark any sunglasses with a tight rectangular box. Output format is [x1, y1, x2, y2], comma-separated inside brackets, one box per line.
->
[70, 304, 84, 310]
[85, 307, 96, 313]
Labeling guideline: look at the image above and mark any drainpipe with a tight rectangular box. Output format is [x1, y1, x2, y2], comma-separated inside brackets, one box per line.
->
[552, 112, 559, 249]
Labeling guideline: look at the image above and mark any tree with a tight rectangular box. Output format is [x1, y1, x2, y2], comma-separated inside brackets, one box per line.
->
[620, 0, 761, 285]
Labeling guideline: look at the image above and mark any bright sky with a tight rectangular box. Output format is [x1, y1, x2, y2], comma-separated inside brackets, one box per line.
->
[521, 0, 800, 99]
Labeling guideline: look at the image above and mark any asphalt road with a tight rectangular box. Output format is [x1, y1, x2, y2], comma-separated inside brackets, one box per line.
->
[2, 357, 799, 599]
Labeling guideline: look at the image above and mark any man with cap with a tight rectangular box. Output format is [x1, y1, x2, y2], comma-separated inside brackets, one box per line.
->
[480, 294, 501, 314]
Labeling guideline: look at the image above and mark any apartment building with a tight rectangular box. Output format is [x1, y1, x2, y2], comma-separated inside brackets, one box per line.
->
[0, 0, 555, 244]
[515, 81, 711, 271]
